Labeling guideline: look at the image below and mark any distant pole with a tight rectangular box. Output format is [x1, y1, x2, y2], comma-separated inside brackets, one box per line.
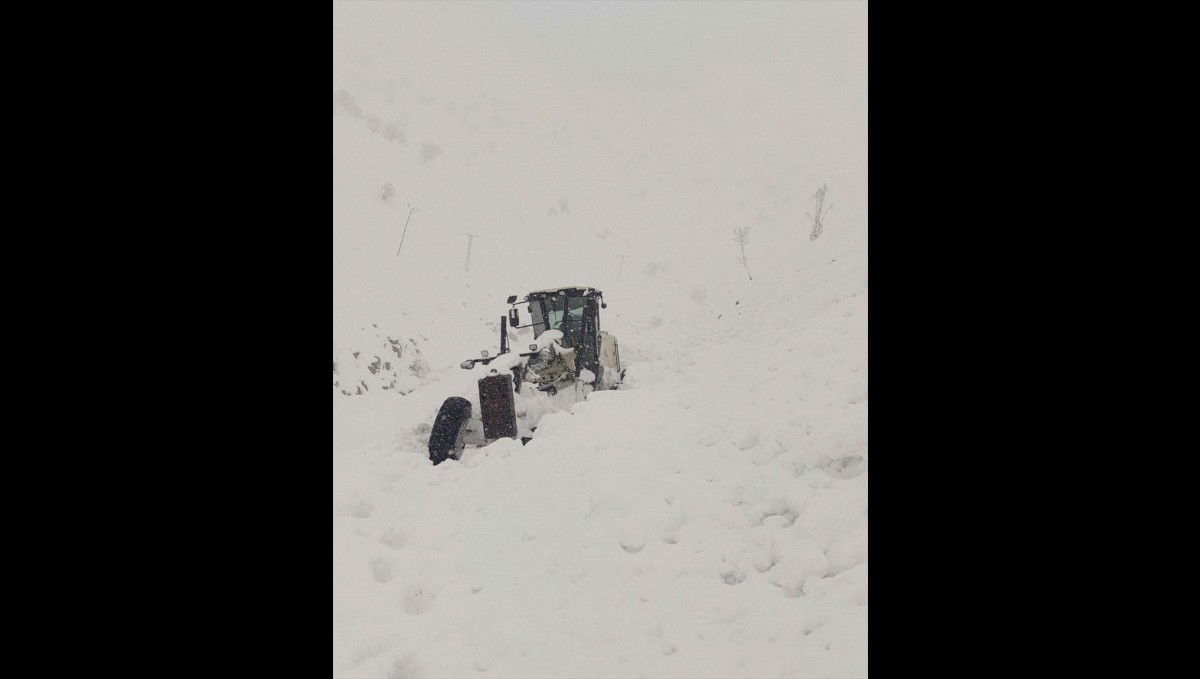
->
[464, 233, 478, 271]
[396, 205, 417, 256]
[617, 254, 627, 282]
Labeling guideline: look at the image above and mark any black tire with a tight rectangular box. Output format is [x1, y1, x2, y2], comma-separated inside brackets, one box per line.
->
[428, 397, 471, 465]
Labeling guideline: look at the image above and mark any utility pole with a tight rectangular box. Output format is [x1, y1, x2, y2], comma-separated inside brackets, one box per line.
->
[617, 254, 627, 282]
[464, 233, 478, 272]
[396, 205, 417, 256]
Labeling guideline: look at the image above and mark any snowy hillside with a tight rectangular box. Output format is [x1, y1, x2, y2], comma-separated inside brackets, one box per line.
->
[334, 2, 866, 677]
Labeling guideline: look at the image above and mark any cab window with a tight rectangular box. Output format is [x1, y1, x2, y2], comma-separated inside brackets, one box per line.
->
[547, 296, 585, 330]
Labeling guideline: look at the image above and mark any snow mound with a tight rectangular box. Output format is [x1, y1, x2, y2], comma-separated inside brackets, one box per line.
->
[333, 323, 431, 396]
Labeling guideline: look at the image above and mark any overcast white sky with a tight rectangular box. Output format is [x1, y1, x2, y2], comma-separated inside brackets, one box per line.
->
[334, 0, 866, 291]
[334, 1, 866, 173]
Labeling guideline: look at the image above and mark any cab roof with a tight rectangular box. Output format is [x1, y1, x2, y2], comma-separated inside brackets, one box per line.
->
[527, 285, 598, 296]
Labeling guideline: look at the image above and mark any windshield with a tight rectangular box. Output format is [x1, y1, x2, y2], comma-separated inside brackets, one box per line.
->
[547, 296, 585, 330]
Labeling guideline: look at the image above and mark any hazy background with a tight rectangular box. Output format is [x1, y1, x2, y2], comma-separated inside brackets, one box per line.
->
[333, 0, 866, 302]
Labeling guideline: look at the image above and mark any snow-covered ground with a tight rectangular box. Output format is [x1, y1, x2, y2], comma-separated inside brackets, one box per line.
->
[335, 3, 867, 677]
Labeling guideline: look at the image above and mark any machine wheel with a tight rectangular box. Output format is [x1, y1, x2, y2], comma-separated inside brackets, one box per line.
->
[428, 397, 472, 465]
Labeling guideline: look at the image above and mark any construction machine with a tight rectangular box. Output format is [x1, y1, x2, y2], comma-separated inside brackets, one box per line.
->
[427, 286, 624, 465]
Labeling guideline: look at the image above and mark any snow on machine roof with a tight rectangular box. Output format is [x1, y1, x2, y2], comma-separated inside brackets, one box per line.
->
[526, 285, 598, 296]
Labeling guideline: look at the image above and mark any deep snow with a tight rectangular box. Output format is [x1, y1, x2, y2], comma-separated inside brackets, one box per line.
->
[333, 247, 867, 677]
[334, 3, 866, 677]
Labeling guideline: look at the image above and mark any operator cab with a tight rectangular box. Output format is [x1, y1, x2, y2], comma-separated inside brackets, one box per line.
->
[513, 286, 606, 375]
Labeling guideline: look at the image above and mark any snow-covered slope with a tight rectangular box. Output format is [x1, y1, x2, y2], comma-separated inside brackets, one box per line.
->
[334, 3, 866, 676]
[334, 243, 867, 679]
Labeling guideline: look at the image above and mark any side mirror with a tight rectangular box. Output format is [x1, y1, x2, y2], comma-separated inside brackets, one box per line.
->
[506, 295, 518, 304]
[601, 302, 607, 309]
[481, 350, 489, 357]
[509, 308, 520, 326]
[529, 343, 538, 351]
[460, 360, 475, 370]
